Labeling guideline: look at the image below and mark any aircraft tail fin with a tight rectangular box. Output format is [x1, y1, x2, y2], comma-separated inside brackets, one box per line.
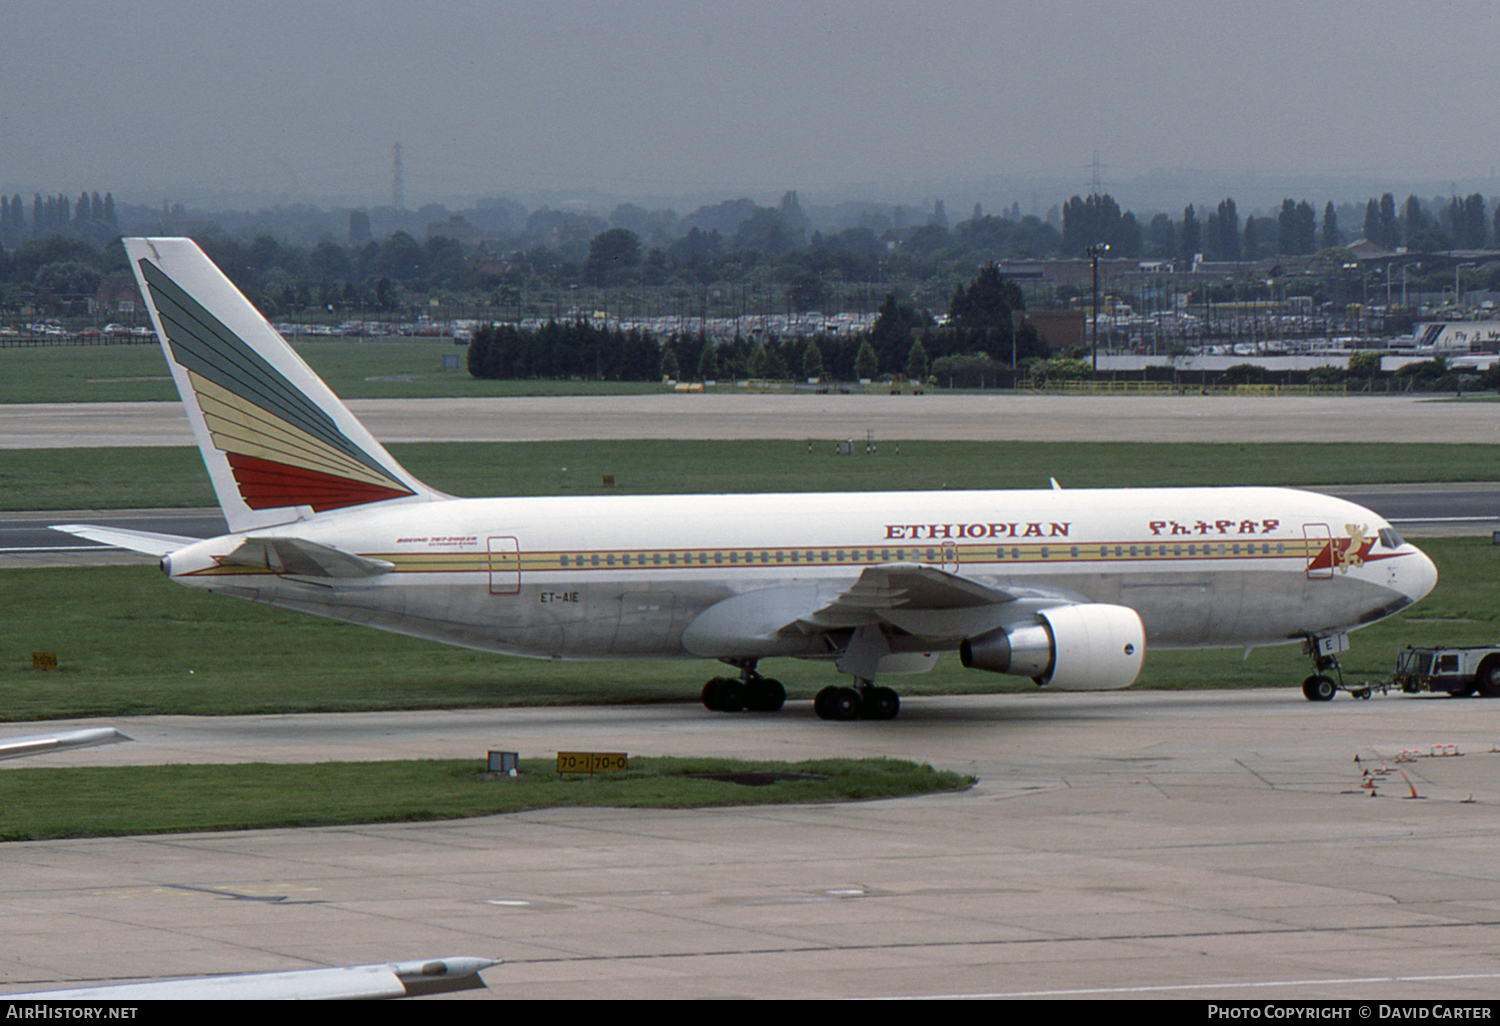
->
[124, 238, 443, 532]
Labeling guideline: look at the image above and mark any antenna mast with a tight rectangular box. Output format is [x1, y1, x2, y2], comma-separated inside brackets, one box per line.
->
[392, 143, 405, 213]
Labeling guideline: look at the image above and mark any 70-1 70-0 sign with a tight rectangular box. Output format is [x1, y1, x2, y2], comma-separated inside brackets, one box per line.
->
[556, 751, 628, 774]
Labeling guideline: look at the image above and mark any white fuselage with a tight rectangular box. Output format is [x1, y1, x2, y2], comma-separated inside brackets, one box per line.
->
[160, 485, 1437, 664]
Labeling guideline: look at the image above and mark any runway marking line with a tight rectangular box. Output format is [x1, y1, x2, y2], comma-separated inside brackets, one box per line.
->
[873, 970, 1500, 1000]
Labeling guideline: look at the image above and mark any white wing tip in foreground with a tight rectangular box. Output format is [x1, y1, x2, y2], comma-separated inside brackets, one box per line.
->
[12, 955, 502, 1000]
[0, 727, 132, 762]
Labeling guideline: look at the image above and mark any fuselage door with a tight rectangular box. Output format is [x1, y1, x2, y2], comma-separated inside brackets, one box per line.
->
[488, 536, 520, 594]
[1304, 523, 1333, 580]
[612, 592, 677, 654]
[941, 540, 959, 573]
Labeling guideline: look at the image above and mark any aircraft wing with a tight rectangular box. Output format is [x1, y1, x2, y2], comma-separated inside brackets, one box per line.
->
[791, 562, 1032, 638]
[767, 562, 1143, 690]
[684, 562, 1064, 662]
[14, 955, 500, 1000]
[49, 524, 200, 557]
[0, 727, 132, 761]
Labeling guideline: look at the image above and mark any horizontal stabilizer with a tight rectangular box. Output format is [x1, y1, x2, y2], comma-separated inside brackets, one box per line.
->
[221, 536, 395, 578]
[50, 524, 200, 557]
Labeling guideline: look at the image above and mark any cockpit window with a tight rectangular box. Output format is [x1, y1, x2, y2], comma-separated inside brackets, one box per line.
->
[1378, 527, 1405, 549]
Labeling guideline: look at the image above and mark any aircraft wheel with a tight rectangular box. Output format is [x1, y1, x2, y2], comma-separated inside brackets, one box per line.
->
[747, 677, 785, 712]
[830, 687, 862, 721]
[702, 677, 744, 712]
[716, 679, 746, 712]
[814, 685, 840, 720]
[1302, 675, 1337, 702]
[860, 686, 900, 721]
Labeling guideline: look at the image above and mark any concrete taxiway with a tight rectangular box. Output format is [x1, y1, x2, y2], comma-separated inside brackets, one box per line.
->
[5, 690, 1500, 1000]
[4, 391, 1500, 447]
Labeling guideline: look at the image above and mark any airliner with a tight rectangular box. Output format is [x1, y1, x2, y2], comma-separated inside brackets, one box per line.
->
[54, 238, 1438, 720]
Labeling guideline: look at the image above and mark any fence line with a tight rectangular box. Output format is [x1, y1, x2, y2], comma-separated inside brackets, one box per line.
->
[1028, 379, 1348, 397]
[0, 337, 154, 348]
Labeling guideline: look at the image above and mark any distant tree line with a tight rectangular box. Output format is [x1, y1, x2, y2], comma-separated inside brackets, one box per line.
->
[7, 176, 1500, 332]
[1361, 191, 1495, 252]
[191, 231, 472, 316]
[0, 191, 118, 234]
[467, 321, 955, 385]
[466, 321, 663, 380]
[1059, 193, 1340, 261]
[1064, 190, 1500, 262]
[465, 263, 1048, 385]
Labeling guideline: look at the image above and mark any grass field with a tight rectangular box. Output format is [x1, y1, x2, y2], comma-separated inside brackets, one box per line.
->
[0, 756, 974, 841]
[7, 338, 1500, 405]
[7, 438, 1500, 511]
[0, 340, 665, 403]
[1, 536, 1492, 721]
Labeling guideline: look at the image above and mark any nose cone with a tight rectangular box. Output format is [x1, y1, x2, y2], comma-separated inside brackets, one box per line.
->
[1403, 544, 1439, 606]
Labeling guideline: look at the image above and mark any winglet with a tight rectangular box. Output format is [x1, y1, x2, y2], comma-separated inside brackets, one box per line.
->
[124, 238, 443, 532]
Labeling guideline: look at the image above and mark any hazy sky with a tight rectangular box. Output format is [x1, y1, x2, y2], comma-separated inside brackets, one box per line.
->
[4, 0, 1497, 212]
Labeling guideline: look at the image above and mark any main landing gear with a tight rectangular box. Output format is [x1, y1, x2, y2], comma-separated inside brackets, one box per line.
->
[701, 661, 786, 713]
[699, 662, 901, 719]
[813, 680, 900, 721]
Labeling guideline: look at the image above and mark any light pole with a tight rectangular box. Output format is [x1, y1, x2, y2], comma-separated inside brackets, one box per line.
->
[1086, 243, 1110, 374]
[1400, 262, 1421, 308]
[1456, 262, 1476, 312]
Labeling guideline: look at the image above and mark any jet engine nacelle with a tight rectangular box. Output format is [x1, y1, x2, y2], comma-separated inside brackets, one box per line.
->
[959, 603, 1145, 691]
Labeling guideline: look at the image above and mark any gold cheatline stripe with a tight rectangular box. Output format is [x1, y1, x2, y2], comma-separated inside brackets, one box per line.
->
[191, 540, 1315, 577]
[513, 540, 1308, 572]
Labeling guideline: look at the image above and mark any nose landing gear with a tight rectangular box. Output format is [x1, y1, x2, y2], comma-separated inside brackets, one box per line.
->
[1301, 631, 1348, 702]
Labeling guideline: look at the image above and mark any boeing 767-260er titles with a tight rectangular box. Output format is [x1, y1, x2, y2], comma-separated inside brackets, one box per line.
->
[52, 238, 1438, 720]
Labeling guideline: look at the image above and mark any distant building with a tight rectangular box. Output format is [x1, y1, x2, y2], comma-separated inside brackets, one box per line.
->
[1346, 238, 1393, 260]
[878, 226, 920, 251]
[94, 274, 142, 315]
[426, 215, 479, 244]
[1022, 310, 1085, 349]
